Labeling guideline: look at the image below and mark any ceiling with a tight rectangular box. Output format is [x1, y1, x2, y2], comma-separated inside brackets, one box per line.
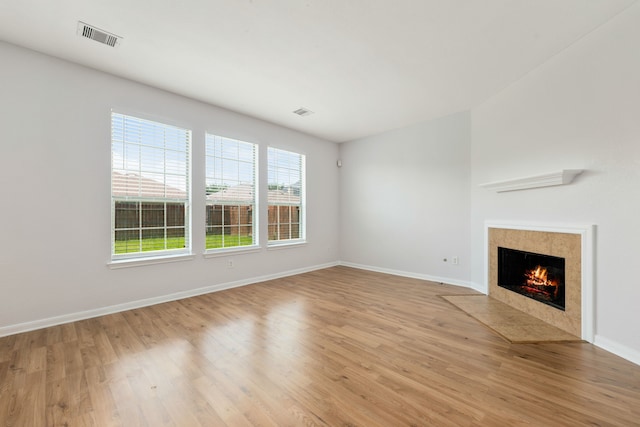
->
[0, 0, 635, 142]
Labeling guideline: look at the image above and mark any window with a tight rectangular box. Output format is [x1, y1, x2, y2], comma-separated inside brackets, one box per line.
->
[205, 134, 257, 250]
[267, 147, 305, 243]
[111, 113, 191, 259]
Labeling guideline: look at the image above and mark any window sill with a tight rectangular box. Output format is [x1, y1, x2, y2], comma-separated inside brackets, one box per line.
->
[267, 240, 307, 250]
[203, 245, 262, 258]
[108, 253, 195, 269]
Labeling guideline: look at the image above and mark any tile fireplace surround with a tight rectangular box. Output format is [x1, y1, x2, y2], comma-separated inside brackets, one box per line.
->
[485, 222, 594, 341]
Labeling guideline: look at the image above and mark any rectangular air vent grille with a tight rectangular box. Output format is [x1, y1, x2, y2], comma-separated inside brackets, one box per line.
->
[77, 21, 121, 47]
[293, 107, 314, 117]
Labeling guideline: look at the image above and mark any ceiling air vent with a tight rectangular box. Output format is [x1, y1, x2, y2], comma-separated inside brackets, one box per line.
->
[77, 21, 121, 47]
[293, 107, 314, 117]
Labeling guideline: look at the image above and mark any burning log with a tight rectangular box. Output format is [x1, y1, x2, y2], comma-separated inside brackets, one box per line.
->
[523, 265, 559, 298]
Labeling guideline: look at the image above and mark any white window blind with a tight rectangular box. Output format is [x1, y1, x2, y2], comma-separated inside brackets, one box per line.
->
[111, 112, 191, 258]
[205, 134, 257, 250]
[267, 147, 305, 243]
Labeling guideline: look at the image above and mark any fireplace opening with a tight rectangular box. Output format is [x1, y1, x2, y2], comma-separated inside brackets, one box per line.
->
[498, 247, 566, 311]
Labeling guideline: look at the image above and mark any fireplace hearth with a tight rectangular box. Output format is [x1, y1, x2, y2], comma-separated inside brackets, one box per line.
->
[498, 246, 566, 311]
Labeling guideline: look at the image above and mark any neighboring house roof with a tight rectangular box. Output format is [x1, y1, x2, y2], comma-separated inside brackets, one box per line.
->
[112, 171, 187, 199]
[113, 172, 300, 205]
[207, 184, 254, 204]
[207, 184, 300, 205]
[266, 188, 301, 205]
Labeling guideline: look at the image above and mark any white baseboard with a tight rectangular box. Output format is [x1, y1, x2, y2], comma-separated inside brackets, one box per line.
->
[338, 261, 484, 293]
[594, 335, 640, 367]
[0, 261, 339, 338]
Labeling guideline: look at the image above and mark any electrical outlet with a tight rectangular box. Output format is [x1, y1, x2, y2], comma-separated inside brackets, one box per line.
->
[227, 259, 234, 268]
[452, 256, 459, 265]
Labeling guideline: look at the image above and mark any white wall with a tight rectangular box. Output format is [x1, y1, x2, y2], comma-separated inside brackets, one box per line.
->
[0, 42, 340, 333]
[470, 4, 640, 360]
[339, 112, 472, 287]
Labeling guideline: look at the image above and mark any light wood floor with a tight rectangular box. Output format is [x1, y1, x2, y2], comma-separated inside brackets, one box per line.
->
[1, 267, 639, 426]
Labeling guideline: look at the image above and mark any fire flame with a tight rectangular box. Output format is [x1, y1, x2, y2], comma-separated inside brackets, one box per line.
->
[524, 265, 559, 298]
[531, 265, 548, 282]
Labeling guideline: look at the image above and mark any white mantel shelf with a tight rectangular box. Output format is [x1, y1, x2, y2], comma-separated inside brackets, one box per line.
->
[480, 169, 584, 193]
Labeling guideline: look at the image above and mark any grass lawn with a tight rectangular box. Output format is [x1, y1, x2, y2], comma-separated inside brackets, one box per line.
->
[206, 234, 254, 249]
[114, 235, 254, 254]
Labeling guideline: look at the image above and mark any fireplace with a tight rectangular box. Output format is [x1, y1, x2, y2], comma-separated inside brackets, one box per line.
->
[486, 223, 594, 340]
[497, 247, 565, 311]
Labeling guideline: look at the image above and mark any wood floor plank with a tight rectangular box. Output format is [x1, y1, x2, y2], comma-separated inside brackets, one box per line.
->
[91, 327, 120, 366]
[1, 266, 640, 426]
[84, 366, 123, 427]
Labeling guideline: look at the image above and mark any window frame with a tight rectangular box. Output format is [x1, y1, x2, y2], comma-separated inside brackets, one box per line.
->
[204, 133, 259, 254]
[267, 146, 306, 247]
[110, 111, 192, 262]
